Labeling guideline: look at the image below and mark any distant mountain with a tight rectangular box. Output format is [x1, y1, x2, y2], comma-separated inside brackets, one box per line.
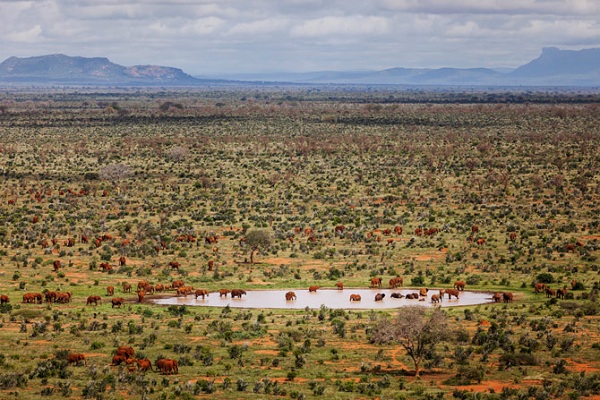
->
[2, 48, 599, 87]
[507, 47, 600, 85]
[0, 54, 201, 85]
[210, 47, 600, 87]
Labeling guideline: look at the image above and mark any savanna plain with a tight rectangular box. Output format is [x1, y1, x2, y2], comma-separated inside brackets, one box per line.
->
[0, 87, 598, 399]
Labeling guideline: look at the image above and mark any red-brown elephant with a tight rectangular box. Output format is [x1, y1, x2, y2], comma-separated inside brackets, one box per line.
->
[502, 292, 514, 303]
[67, 353, 86, 366]
[308, 286, 320, 292]
[86, 295, 101, 306]
[231, 289, 246, 298]
[156, 358, 178, 375]
[194, 289, 209, 299]
[0, 294, 9, 305]
[349, 294, 361, 301]
[122, 283, 132, 293]
[492, 292, 503, 303]
[112, 355, 128, 366]
[111, 297, 125, 308]
[534, 283, 547, 293]
[285, 291, 296, 301]
[389, 277, 403, 288]
[453, 281, 466, 291]
[335, 282, 344, 290]
[106, 286, 114, 296]
[219, 289, 230, 297]
[116, 346, 135, 358]
[556, 287, 568, 300]
[370, 277, 382, 288]
[137, 358, 153, 372]
[172, 280, 185, 289]
[374, 293, 386, 301]
[431, 294, 441, 304]
[53, 260, 61, 271]
[446, 289, 460, 299]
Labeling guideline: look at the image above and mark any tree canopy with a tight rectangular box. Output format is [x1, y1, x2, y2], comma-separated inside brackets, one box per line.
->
[370, 306, 449, 377]
[244, 229, 273, 264]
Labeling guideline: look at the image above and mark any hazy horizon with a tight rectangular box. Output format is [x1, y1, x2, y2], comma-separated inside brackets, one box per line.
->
[1, 1, 599, 75]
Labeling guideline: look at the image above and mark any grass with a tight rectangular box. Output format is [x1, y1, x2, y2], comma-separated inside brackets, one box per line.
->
[0, 87, 598, 399]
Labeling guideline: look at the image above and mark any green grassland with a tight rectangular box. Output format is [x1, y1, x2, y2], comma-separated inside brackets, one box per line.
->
[0, 88, 598, 399]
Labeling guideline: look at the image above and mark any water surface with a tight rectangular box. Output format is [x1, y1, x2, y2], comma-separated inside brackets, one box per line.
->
[153, 288, 497, 310]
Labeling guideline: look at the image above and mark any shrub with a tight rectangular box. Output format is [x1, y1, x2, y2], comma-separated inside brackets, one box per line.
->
[535, 273, 554, 284]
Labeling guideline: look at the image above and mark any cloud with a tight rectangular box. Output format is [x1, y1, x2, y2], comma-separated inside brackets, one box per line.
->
[291, 15, 390, 37]
[0, 0, 598, 74]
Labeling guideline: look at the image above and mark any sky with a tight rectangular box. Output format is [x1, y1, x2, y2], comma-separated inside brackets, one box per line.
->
[1, 0, 599, 75]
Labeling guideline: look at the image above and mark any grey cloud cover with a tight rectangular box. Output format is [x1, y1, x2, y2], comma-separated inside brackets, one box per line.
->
[0, 0, 599, 74]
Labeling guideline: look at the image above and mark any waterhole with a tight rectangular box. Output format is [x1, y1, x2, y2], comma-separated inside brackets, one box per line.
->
[153, 288, 498, 309]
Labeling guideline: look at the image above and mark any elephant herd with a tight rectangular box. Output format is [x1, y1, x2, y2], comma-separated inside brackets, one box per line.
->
[67, 346, 178, 375]
[279, 279, 509, 305]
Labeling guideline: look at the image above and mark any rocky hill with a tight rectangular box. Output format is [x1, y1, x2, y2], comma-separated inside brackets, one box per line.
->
[0, 54, 200, 85]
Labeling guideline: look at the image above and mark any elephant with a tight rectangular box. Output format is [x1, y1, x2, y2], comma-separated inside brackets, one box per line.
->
[231, 289, 246, 298]
[116, 346, 135, 358]
[137, 358, 153, 372]
[492, 292, 503, 303]
[454, 281, 466, 291]
[67, 353, 86, 366]
[45, 291, 57, 303]
[112, 355, 128, 365]
[446, 289, 460, 299]
[390, 292, 404, 299]
[23, 292, 42, 303]
[106, 286, 114, 296]
[0, 294, 9, 304]
[219, 289, 230, 297]
[285, 291, 296, 301]
[336, 282, 344, 290]
[556, 287, 568, 300]
[194, 289, 209, 299]
[419, 288, 429, 297]
[111, 297, 125, 308]
[349, 294, 361, 301]
[431, 294, 441, 304]
[156, 358, 178, 375]
[405, 293, 419, 299]
[171, 280, 185, 289]
[533, 283, 547, 293]
[370, 277, 382, 288]
[374, 293, 386, 301]
[86, 295, 101, 306]
[308, 286, 320, 292]
[389, 277, 403, 288]
[502, 292, 514, 303]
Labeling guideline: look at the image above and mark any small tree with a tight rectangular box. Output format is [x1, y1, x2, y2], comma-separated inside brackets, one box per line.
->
[98, 164, 132, 194]
[370, 306, 449, 377]
[244, 229, 273, 264]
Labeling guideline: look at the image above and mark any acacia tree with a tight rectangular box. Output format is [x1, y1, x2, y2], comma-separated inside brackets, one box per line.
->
[98, 163, 132, 194]
[370, 306, 449, 377]
[244, 229, 273, 264]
